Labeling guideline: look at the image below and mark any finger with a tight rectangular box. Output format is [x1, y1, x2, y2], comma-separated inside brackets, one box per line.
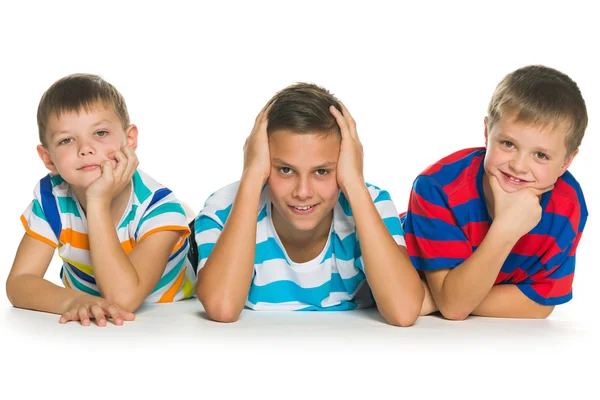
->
[112, 150, 128, 178]
[338, 102, 358, 136]
[487, 173, 503, 195]
[89, 304, 107, 327]
[121, 146, 139, 179]
[78, 307, 91, 326]
[329, 105, 351, 139]
[101, 160, 115, 182]
[532, 184, 554, 196]
[59, 311, 78, 324]
[106, 304, 125, 325]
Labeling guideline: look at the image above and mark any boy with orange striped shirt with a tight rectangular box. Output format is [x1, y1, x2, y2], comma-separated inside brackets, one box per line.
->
[6, 74, 195, 326]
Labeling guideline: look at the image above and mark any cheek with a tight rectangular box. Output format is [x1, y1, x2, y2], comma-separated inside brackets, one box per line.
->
[267, 176, 291, 201]
[316, 177, 339, 202]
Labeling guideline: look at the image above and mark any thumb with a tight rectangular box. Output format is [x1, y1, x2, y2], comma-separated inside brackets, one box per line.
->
[488, 173, 503, 195]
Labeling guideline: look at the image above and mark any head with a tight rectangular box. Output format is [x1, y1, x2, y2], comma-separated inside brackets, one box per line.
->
[36, 73, 138, 191]
[265, 83, 343, 236]
[483, 65, 587, 193]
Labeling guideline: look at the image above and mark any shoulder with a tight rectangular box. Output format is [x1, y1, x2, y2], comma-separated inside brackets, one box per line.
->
[546, 170, 588, 233]
[197, 181, 246, 226]
[412, 147, 484, 199]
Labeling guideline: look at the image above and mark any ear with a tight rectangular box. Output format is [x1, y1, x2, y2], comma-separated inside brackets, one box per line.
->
[37, 145, 59, 174]
[484, 117, 489, 147]
[125, 124, 138, 150]
[559, 148, 578, 176]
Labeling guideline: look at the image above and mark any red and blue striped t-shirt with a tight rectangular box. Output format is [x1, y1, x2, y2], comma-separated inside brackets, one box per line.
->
[401, 147, 588, 306]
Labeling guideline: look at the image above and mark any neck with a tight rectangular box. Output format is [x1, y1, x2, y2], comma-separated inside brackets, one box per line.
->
[272, 206, 332, 259]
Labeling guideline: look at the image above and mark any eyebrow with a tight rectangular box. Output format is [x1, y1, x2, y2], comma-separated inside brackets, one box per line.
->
[51, 119, 112, 137]
[272, 158, 337, 169]
[498, 133, 553, 155]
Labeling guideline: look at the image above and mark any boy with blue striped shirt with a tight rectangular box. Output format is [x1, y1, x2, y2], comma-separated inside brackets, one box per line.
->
[192, 83, 423, 326]
[6, 74, 195, 326]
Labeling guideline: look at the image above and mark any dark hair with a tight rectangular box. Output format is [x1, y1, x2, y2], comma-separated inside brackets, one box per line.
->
[37, 73, 130, 146]
[487, 65, 587, 156]
[267, 82, 342, 136]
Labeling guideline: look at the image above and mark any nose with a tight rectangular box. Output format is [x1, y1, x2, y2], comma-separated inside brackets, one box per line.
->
[78, 139, 96, 156]
[292, 176, 313, 200]
[509, 152, 528, 175]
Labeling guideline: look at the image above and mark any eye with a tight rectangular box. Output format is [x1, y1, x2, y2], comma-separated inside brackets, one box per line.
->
[315, 169, 329, 176]
[95, 130, 108, 137]
[279, 167, 293, 175]
[501, 140, 515, 149]
[58, 138, 72, 146]
[535, 152, 549, 160]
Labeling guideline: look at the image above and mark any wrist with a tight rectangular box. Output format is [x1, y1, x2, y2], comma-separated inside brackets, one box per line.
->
[487, 222, 520, 248]
[241, 167, 269, 187]
[339, 176, 366, 197]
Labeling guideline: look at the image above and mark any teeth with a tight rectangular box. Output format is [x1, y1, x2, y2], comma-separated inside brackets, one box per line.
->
[509, 176, 521, 183]
[295, 206, 312, 211]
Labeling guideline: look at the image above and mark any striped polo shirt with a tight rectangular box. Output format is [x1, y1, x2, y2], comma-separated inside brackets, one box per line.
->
[401, 147, 588, 306]
[21, 169, 196, 303]
[193, 181, 405, 311]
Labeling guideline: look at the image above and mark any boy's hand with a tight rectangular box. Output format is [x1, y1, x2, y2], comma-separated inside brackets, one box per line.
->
[489, 174, 553, 240]
[60, 295, 135, 327]
[243, 104, 271, 184]
[86, 146, 139, 205]
[329, 102, 364, 193]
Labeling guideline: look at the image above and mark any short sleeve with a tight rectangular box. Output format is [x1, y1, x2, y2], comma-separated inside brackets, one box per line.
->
[135, 188, 190, 243]
[193, 215, 224, 272]
[370, 186, 405, 247]
[402, 175, 473, 271]
[20, 179, 59, 248]
[517, 199, 588, 306]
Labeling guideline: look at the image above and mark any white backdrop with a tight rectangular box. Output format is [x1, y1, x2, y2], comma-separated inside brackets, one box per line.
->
[1, 1, 598, 399]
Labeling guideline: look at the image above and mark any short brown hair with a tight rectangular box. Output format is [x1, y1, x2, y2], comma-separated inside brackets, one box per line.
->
[266, 82, 342, 136]
[37, 73, 130, 146]
[487, 65, 587, 156]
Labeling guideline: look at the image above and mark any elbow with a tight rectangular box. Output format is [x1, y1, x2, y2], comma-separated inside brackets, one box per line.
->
[202, 299, 242, 323]
[381, 299, 422, 327]
[533, 305, 555, 319]
[196, 286, 242, 323]
[103, 293, 141, 314]
[383, 310, 419, 327]
[438, 304, 470, 321]
[5, 277, 18, 307]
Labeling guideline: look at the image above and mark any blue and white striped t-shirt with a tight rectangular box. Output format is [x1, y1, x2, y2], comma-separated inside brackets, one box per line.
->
[193, 181, 405, 311]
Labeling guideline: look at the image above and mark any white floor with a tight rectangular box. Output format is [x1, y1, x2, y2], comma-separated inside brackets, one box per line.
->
[2, 296, 598, 399]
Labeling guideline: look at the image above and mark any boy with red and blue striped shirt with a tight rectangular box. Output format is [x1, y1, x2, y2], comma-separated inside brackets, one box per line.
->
[402, 65, 588, 319]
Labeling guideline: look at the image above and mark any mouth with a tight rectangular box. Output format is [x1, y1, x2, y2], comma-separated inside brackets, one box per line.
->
[288, 203, 319, 215]
[78, 164, 101, 171]
[500, 171, 531, 185]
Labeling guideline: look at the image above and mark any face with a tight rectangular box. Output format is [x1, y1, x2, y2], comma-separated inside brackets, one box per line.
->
[37, 102, 137, 191]
[267, 129, 341, 236]
[483, 111, 577, 194]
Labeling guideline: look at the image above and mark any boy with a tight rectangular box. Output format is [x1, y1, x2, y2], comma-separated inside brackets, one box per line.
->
[402, 65, 588, 319]
[6, 74, 195, 326]
[192, 83, 423, 326]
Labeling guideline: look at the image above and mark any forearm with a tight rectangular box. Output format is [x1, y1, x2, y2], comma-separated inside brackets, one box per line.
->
[471, 284, 554, 318]
[196, 172, 263, 322]
[345, 183, 423, 326]
[7, 274, 99, 315]
[433, 225, 517, 319]
[87, 202, 141, 305]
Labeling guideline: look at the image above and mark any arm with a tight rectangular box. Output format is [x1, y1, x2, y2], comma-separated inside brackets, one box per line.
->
[6, 233, 133, 325]
[425, 175, 553, 320]
[85, 147, 186, 312]
[195, 106, 271, 323]
[345, 183, 424, 326]
[471, 284, 554, 318]
[330, 103, 424, 327]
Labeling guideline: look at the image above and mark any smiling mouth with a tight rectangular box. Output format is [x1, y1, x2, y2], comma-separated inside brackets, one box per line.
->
[288, 204, 319, 214]
[500, 171, 531, 184]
